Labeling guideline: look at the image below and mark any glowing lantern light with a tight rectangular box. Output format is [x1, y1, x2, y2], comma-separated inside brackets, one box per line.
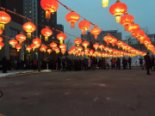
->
[50, 42, 57, 49]
[40, 44, 47, 52]
[41, 26, 53, 41]
[90, 26, 101, 39]
[82, 40, 89, 49]
[74, 38, 82, 46]
[32, 38, 42, 48]
[23, 21, 36, 38]
[54, 47, 60, 54]
[61, 48, 66, 55]
[26, 45, 32, 53]
[40, 0, 59, 19]
[78, 20, 91, 34]
[0, 11, 11, 30]
[47, 48, 52, 54]
[93, 43, 99, 50]
[16, 34, 26, 44]
[59, 44, 66, 49]
[120, 13, 134, 26]
[0, 42, 4, 50]
[66, 11, 80, 28]
[57, 32, 67, 44]
[125, 23, 140, 32]
[102, 0, 109, 8]
[15, 44, 22, 52]
[109, 0, 127, 23]
[9, 39, 18, 48]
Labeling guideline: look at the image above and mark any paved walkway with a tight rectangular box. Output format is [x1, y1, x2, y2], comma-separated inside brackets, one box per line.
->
[0, 68, 155, 116]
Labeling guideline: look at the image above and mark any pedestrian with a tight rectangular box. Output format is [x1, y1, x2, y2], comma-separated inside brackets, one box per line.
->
[144, 52, 151, 75]
[128, 57, 132, 69]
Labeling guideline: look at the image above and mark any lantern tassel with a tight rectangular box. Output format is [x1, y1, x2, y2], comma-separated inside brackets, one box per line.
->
[0, 24, 5, 30]
[45, 10, 51, 19]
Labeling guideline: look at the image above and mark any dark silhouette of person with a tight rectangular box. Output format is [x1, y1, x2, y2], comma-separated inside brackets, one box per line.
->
[128, 57, 132, 69]
[2, 57, 8, 73]
[144, 52, 151, 75]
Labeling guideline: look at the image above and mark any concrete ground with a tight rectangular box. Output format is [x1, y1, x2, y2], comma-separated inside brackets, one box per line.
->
[0, 68, 155, 116]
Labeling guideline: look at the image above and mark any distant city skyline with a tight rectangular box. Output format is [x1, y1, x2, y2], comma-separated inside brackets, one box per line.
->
[57, 0, 155, 41]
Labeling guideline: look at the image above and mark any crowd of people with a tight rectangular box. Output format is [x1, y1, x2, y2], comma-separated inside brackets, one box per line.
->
[0, 54, 155, 75]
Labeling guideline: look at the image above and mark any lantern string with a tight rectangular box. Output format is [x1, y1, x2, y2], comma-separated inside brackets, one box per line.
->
[56, 0, 96, 26]
[0, 7, 31, 21]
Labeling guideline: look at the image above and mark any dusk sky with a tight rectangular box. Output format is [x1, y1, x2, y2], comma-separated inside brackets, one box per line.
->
[57, 0, 155, 41]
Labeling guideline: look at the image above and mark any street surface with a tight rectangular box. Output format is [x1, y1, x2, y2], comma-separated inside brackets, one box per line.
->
[0, 68, 155, 116]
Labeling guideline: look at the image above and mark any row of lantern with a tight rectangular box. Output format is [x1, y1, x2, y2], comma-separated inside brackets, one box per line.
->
[7, 36, 67, 55]
[109, 0, 155, 54]
[103, 34, 146, 56]
[68, 37, 144, 58]
[40, 0, 102, 39]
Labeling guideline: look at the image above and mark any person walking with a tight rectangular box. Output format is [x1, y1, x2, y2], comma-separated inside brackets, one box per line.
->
[144, 52, 151, 75]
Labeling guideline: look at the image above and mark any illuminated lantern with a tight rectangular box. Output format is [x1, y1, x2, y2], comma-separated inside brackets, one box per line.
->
[50, 42, 57, 49]
[54, 47, 60, 54]
[47, 48, 52, 54]
[0, 11, 11, 30]
[26, 45, 32, 53]
[40, 44, 47, 52]
[66, 11, 80, 28]
[82, 40, 89, 49]
[0, 37, 3, 42]
[40, 0, 59, 19]
[102, 0, 109, 8]
[78, 20, 91, 34]
[0, 42, 4, 50]
[109, 0, 127, 23]
[125, 23, 140, 32]
[57, 32, 67, 44]
[9, 39, 18, 48]
[41, 26, 53, 41]
[93, 43, 99, 50]
[15, 44, 22, 52]
[104, 34, 117, 46]
[74, 38, 82, 46]
[61, 48, 66, 55]
[0, 29, 3, 35]
[23, 21, 36, 38]
[120, 13, 134, 26]
[90, 26, 101, 39]
[32, 38, 41, 48]
[59, 44, 66, 49]
[16, 34, 26, 44]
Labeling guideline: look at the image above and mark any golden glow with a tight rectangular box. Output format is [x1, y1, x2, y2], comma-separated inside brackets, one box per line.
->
[102, 0, 109, 8]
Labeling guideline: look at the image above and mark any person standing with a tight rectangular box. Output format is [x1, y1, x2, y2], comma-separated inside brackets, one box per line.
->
[144, 52, 151, 75]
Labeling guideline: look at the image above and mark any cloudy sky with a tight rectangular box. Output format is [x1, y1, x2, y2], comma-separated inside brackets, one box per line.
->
[57, 0, 155, 41]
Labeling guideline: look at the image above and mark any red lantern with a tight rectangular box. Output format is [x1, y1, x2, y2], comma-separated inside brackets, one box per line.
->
[0, 42, 4, 50]
[0, 11, 11, 30]
[66, 11, 80, 28]
[50, 42, 57, 49]
[40, 0, 59, 19]
[15, 44, 22, 52]
[120, 13, 134, 26]
[82, 40, 89, 49]
[125, 23, 140, 33]
[54, 47, 60, 54]
[0, 29, 3, 35]
[93, 43, 99, 50]
[23, 21, 36, 38]
[9, 39, 18, 48]
[109, 0, 127, 23]
[16, 34, 26, 44]
[26, 45, 32, 53]
[0, 37, 3, 42]
[47, 48, 52, 54]
[61, 48, 66, 55]
[40, 44, 47, 52]
[59, 44, 66, 49]
[90, 26, 101, 39]
[78, 20, 91, 34]
[57, 32, 67, 44]
[41, 26, 53, 41]
[74, 38, 82, 46]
